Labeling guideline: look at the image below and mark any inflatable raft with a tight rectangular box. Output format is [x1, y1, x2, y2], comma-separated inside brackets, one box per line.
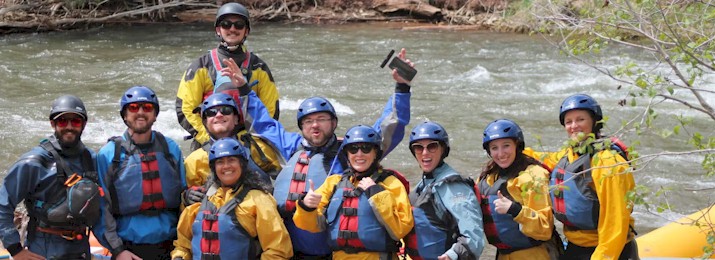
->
[637, 207, 715, 258]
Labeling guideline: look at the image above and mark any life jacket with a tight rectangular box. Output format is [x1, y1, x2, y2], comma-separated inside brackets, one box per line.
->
[106, 132, 182, 216]
[29, 139, 103, 229]
[191, 186, 261, 260]
[405, 174, 472, 260]
[478, 177, 542, 252]
[200, 140, 272, 186]
[326, 169, 401, 253]
[550, 152, 600, 230]
[205, 48, 253, 106]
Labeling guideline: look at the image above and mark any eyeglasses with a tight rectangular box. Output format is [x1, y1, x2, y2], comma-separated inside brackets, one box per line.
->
[219, 20, 246, 30]
[55, 117, 83, 128]
[301, 118, 332, 127]
[204, 106, 235, 117]
[127, 103, 155, 113]
[346, 144, 375, 155]
[411, 141, 441, 154]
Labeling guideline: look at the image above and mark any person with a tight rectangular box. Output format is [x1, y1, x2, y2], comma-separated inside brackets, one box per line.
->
[94, 86, 186, 259]
[225, 48, 413, 257]
[182, 92, 278, 207]
[540, 94, 638, 259]
[404, 121, 486, 260]
[171, 138, 292, 260]
[294, 125, 414, 258]
[478, 119, 554, 259]
[177, 2, 280, 151]
[0, 95, 103, 259]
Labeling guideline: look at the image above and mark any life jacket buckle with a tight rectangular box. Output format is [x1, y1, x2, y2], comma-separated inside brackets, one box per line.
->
[64, 173, 82, 187]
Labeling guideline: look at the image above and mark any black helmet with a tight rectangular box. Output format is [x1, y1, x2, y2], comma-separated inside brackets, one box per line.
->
[49, 95, 87, 121]
[215, 2, 251, 31]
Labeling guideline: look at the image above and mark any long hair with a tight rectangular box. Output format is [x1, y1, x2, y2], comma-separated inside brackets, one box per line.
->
[210, 155, 271, 194]
[479, 147, 542, 181]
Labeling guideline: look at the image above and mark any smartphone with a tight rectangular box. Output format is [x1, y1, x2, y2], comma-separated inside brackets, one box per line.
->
[380, 50, 417, 81]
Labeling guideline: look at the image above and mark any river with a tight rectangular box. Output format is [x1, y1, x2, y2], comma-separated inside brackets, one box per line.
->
[1, 23, 712, 243]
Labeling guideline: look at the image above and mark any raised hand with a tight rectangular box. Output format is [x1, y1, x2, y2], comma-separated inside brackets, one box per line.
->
[493, 190, 513, 215]
[220, 58, 247, 87]
[391, 48, 415, 84]
[303, 179, 322, 209]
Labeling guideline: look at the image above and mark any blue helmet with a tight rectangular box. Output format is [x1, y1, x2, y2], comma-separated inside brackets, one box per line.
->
[200, 93, 239, 118]
[559, 94, 602, 126]
[296, 97, 336, 129]
[409, 121, 450, 157]
[208, 138, 248, 163]
[482, 119, 525, 151]
[343, 125, 383, 158]
[120, 86, 159, 117]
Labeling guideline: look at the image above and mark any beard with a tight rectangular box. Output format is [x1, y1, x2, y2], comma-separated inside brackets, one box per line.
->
[55, 129, 81, 148]
[127, 115, 154, 134]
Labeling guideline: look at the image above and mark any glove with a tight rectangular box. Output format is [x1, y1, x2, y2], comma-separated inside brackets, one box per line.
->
[183, 186, 206, 206]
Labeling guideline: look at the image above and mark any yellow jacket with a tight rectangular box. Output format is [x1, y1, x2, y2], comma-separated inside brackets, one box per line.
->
[176, 45, 279, 145]
[171, 186, 292, 260]
[293, 172, 414, 259]
[184, 132, 282, 187]
[535, 146, 636, 260]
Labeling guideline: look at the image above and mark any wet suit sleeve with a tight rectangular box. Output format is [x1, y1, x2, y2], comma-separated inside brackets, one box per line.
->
[367, 175, 414, 241]
[592, 151, 634, 259]
[293, 175, 341, 233]
[177, 56, 215, 146]
[239, 88, 302, 159]
[511, 165, 554, 241]
[184, 149, 210, 188]
[94, 143, 126, 255]
[0, 148, 47, 254]
[250, 57, 280, 120]
[436, 180, 486, 259]
[171, 203, 200, 260]
[249, 192, 293, 259]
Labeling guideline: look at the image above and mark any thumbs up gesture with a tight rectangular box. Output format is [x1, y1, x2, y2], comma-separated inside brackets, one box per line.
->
[303, 179, 322, 209]
[493, 190, 513, 215]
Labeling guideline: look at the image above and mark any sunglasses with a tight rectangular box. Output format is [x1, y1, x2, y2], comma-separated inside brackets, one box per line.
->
[55, 117, 83, 128]
[127, 103, 155, 113]
[346, 144, 375, 155]
[204, 106, 235, 117]
[219, 20, 246, 30]
[411, 141, 441, 154]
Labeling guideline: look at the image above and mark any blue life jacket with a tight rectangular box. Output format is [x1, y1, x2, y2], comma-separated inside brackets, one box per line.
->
[191, 186, 260, 260]
[478, 177, 542, 252]
[550, 153, 599, 230]
[106, 132, 182, 215]
[326, 170, 400, 253]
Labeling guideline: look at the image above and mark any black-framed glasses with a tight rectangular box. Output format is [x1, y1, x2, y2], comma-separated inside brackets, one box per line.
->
[55, 117, 83, 128]
[411, 141, 440, 154]
[219, 20, 246, 30]
[346, 144, 375, 155]
[204, 106, 235, 117]
[301, 118, 332, 127]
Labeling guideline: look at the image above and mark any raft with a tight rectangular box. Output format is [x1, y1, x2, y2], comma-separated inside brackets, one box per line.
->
[637, 207, 715, 258]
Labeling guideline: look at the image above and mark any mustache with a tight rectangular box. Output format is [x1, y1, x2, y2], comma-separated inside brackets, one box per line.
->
[60, 129, 80, 136]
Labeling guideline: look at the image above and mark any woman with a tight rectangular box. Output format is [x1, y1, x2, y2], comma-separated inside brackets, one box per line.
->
[544, 94, 638, 259]
[478, 119, 554, 260]
[405, 121, 486, 260]
[171, 138, 292, 260]
[294, 125, 414, 259]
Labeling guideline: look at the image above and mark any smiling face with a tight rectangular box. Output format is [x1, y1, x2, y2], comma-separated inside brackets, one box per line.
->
[214, 156, 243, 186]
[51, 113, 85, 147]
[124, 102, 156, 135]
[300, 112, 337, 147]
[215, 15, 248, 46]
[346, 143, 377, 173]
[563, 109, 594, 141]
[205, 106, 240, 138]
[412, 140, 444, 173]
[488, 138, 517, 169]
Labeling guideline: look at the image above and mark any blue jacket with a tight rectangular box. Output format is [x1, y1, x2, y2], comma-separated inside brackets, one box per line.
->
[93, 131, 186, 254]
[0, 138, 99, 258]
[412, 163, 486, 260]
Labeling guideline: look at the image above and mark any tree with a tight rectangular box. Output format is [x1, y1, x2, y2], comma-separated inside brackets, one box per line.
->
[530, 0, 715, 256]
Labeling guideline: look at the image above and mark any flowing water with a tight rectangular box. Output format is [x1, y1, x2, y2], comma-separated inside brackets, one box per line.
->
[1, 23, 713, 237]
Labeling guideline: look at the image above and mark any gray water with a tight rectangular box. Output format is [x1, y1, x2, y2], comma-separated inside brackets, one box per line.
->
[1, 23, 713, 235]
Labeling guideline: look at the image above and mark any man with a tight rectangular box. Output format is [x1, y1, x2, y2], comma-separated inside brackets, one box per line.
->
[182, 92, 279, 206]
[93, 86, 186, 259]
[225, 49, 414, 258]
[177, 2, 280, 151]
[0, 95, 103, 259]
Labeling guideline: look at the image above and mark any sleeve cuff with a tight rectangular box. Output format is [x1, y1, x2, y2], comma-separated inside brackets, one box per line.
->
[395, 83, 411, 93]
[6, 243, 23, 256]
[298, 198, 317, 212]
[238, 84, 250, 96]
[507, 201, 522, 218]
[110, 246, 126, 257]
[364, 185, 385, 198]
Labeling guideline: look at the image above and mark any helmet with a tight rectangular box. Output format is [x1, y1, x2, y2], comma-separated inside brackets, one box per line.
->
[296, 97, 336, 129]
[343, 125, 383, 157]
[208, 138, 248, 163]
[409, 121, 450, 157]
[215, 2, 251, 31]
[559, 94, 602, 126]
[482, 119, 524, 151]
[120, 85, 160, 117]
[200, 93, 239, 118]
[49, 95, 87, 121]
